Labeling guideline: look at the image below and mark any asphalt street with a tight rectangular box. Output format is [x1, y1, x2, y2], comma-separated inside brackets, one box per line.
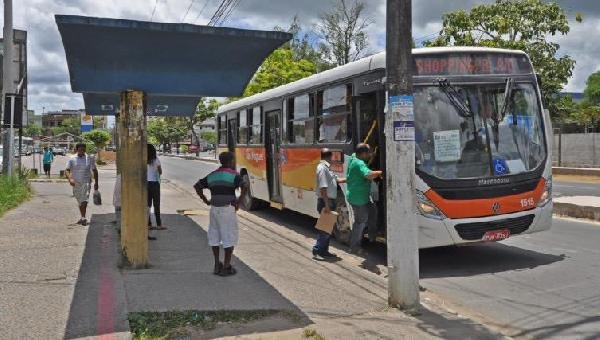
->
[160, 155, 600, 339]
[553, 180, 600, 198]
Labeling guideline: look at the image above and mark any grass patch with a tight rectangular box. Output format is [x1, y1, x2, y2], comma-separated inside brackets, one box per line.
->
[303, 327, 325, 340]
[0, 174, 32, 217]
[128, 310, 284, 340]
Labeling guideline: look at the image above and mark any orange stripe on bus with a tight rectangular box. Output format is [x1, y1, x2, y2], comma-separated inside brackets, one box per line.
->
[425, 178, 546, 219]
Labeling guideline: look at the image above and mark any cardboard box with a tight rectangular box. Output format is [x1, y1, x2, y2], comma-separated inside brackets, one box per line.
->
[315, 211, 338, 234]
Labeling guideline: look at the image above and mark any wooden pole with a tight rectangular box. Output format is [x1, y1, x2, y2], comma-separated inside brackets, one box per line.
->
[385, 0, 420, 310]
[118, 90, 148, 267]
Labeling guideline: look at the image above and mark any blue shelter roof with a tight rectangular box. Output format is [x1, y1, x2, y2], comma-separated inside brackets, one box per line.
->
[55, 15, 292, 116]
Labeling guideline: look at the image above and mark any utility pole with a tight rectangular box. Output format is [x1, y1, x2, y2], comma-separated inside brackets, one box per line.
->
[385, 0, 420, 310]
[2, 0, 14, 175]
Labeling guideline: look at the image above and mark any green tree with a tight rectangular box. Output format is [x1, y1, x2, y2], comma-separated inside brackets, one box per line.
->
[279, 16, 333, 72]
[317, 0, 372, 66]
[425, 0, 578, 116]
[243, 48, 316, 97]
[200, 131, 217, 145]
[181, 98, 219, 155]
[52, 117, 81, 136]
[23, 124, 42, 137]
[584, 71, 600, 105]
[83, 129, 111, 162]
[147, 118, 187, 151]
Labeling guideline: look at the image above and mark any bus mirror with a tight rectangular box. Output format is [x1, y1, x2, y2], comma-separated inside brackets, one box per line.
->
[536, 73, 542, 88]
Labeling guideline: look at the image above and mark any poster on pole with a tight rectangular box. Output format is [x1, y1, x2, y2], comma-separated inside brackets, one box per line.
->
[81, 114, 93, 133]
[389, 95, 414, 141]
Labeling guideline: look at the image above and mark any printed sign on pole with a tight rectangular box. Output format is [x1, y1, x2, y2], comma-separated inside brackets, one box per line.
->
[389, 95, 414, 141]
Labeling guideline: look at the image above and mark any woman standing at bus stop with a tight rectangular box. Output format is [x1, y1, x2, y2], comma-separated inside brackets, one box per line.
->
[148, 144, 166, 231]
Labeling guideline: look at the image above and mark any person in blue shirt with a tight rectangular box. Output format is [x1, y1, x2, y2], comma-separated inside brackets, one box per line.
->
[42, 147, 54, 178]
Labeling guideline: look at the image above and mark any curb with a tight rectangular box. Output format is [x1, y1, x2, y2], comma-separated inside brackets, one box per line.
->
[554, 202, 600, 221]
[553, 167, 600, 177]
[159, 153, 218, 163]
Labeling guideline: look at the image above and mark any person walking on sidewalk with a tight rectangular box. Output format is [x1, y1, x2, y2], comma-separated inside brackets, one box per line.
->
[346, 143, 382, 254]
[147, 144, 166, 231]
[43, 147, 54, 178]
[65, 143, 99, 226]
[312, 148, 345, 259]
[193, 151, 246, 277]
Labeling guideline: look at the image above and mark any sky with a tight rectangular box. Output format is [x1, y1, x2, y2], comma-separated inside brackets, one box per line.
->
[4, 0, 599, 115]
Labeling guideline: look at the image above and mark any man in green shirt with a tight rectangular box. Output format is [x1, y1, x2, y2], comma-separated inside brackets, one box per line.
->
[346, 143, 383, 253]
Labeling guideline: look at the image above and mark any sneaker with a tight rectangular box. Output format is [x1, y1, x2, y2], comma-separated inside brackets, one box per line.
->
[321, 251, 338, 259]
[80, 218, 87, 226]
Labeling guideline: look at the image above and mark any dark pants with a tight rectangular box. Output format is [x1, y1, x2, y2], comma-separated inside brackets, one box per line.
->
[148, 181, 162, 226]
[349, 202, 377, 251]
[43, 163, 51, 173]
[313, 198, 337, 254]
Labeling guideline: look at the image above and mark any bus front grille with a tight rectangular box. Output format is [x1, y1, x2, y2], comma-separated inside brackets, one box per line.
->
[454, 214, 535, 241]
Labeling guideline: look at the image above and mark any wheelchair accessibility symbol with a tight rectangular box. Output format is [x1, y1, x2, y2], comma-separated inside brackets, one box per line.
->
[493, 158, 509, 176]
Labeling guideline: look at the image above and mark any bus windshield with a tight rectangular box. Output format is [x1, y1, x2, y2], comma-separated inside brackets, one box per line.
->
[414, 82, 546, 180]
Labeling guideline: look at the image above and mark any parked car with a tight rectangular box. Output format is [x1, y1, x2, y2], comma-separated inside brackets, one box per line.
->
[189, 144, 199, 153]
[52, 147, 66, 156]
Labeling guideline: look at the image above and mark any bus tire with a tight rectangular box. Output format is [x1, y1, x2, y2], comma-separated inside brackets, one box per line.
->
[240, 173, 261, 211]
[333, 195, 351, 245]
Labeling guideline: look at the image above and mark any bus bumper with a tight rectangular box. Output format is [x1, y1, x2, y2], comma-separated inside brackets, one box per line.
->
[418, 202, 553, 248]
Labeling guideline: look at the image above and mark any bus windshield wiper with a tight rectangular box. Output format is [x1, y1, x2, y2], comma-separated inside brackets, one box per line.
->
[436, 79, 474, 118]
[499, 77, 514, 123]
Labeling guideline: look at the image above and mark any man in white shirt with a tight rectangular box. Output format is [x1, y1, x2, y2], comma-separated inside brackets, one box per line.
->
[312, 148, 345, 259]
[65, 143, 99, 226]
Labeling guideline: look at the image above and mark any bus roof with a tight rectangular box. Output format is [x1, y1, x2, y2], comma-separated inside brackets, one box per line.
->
[218, 47, 528, 114]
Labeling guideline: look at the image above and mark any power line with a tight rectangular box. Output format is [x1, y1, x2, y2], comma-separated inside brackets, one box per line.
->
[207, 0, 231, 26]
[192, 0, 212, 24]
[150, 0, 159, 21]
[218, 0, 241, 26]
[181, 0, 197, 22]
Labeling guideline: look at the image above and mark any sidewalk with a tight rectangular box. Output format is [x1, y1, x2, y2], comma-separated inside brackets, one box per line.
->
[0, 170, 505, 339]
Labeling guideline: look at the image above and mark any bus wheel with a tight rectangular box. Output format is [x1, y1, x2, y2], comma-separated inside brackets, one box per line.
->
[333, 197, 351, 245]
[240, 174, 260, 211]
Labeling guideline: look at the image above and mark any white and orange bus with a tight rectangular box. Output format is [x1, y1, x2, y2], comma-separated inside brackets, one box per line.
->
[217, 47, 553, 248]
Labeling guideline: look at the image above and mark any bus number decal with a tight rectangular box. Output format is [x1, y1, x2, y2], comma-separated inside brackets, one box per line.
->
[520, 198, 535, 208]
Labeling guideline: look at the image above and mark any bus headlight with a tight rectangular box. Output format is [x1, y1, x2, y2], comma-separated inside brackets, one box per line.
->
[537, 177, 552, 207]
[416, 190, 446, 220]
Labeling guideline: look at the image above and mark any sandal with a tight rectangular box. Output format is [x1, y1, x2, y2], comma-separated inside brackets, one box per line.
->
[213, 262, 224, 275]
[218, 266, 237, 277]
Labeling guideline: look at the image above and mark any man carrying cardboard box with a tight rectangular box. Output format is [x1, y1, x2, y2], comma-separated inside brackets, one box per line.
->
[312, 148, 346, 259]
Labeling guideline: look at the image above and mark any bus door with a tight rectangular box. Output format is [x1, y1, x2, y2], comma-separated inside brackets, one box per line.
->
[227, 117, 237, 152]
[265, 110, 283, 203]
[357, 91, 387, 233]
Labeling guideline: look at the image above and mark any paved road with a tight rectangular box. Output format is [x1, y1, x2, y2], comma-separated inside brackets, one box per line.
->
[160, 156, 600, 339]
[554, 180, 600, 198]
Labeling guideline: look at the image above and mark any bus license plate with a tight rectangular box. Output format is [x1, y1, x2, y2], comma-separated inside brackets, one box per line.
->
[482, 229, 511, 242]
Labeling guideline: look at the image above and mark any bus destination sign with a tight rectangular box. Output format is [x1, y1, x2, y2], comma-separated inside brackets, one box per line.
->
[414, 53, 533, 76]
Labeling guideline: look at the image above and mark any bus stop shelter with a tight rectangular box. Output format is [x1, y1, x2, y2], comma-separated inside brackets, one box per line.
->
[56, 15, 291, 267]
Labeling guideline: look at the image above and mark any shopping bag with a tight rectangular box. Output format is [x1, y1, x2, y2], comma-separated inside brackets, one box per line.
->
[315, 210, 338, 234]
[93, 190, 102, 205]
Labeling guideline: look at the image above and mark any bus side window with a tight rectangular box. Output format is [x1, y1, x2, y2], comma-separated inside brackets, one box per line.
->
[218, 115, 227, 145]
[317, 84, 352, 143]
[238, 110, 249, 144]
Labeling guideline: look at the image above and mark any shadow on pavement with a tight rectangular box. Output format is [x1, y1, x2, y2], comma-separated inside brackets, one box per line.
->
[414, 307, 504, 339]
[64, 213, 310, 339]
[419, 242, 566, 279]
[247, 206, 565, 280]
[64, 213, 129, 339]
[123, 214, 311, 333]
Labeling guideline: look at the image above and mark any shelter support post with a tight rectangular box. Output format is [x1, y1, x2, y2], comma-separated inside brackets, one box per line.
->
[118, 90, 148, 267]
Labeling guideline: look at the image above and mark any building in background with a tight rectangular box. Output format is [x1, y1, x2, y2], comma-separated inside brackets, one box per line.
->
[26, 109, 42, 127]
[42, 109, 83, 134]
[195, 117, 215, 134]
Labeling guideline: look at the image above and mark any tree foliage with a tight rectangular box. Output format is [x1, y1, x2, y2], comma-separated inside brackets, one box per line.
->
[425, 0, 577, 115]
[23, 124, 42, 137]
[317, 0, 372, 66]
[83, 129, 111, 149]
[243, 48, 316, 97]
[147, 118, 188, 149]
[51, 117, 81, 136]
[200, 131, 217, 145]
[180, 98, 220, 148]
[584, 71, 600, 105]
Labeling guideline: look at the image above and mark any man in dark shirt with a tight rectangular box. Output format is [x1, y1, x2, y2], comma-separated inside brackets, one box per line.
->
[194, 151, 246, 276]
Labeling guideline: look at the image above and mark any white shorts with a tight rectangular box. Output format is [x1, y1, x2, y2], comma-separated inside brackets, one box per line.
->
[208, 205, 239, 248]
[73, 182, 91, 205]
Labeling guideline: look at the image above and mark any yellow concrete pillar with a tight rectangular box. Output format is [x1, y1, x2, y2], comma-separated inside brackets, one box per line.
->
[117, 90, 148, 267]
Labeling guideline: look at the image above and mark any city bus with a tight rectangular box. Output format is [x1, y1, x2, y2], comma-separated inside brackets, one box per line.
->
[216, 47, 553, 248]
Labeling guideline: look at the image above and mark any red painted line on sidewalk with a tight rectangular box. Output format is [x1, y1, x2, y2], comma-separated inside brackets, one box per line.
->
[96, 228, 117, 339]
